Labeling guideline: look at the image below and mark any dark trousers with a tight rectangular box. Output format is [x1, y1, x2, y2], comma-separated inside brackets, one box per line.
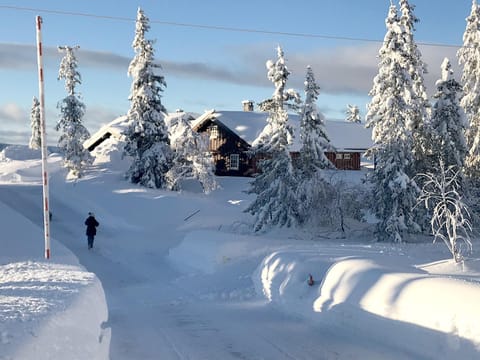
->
[87, 235, 95, 249]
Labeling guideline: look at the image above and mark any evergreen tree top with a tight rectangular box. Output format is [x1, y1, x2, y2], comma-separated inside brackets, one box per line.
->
[304, 66, 320, 97]
[58, 45, 81, 96]
[266, 45, 290, 104]
[399, 0, 419, 32]
[132, 8, 154, 52]
[459, 1, 480, 58]
[440, 58, 453, 82]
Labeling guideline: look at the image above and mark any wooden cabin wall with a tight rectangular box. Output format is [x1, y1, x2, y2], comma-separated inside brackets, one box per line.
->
[325, 152, 360, 170]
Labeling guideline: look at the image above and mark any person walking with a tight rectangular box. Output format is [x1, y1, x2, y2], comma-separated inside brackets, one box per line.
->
[85, 212, 99, 250]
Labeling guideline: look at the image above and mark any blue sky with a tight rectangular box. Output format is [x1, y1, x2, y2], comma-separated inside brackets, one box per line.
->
[0, 0, 474, 144]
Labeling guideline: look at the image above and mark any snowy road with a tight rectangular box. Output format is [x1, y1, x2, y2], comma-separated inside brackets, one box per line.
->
[0, 183, 459, 359]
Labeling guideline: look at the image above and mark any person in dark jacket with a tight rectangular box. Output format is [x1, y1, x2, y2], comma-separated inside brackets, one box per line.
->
[85, 212, 99, 249]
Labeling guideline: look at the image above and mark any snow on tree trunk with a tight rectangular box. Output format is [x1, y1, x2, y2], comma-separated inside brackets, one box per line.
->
[123, 7, 172, 189]
[56, 45, 92, 179]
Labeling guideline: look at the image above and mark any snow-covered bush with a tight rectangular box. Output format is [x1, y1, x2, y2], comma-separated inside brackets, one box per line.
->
[417, 162, 473, 263]
[300, 174, 366, 235]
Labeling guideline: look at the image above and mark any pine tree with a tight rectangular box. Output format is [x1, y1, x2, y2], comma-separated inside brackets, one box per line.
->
[345, 104, 361, 123]
[166, 113, 217, 193]
[295, 66, 334, 223]
[430, 58, 468, 175]
[123, 7, 172, 189]
[29, 96, 41, 150]
[253, 46, 301, 153]
[365, 3, 420, 242]
[55, 45, 92, 179]
[458, 0, 480, 178]
[399, 0, 431, 177]
[298, 66, 334, 175]
[245, 46, 300, 231]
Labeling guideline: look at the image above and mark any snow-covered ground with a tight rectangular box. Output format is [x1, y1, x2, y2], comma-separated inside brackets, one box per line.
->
[1, 142, 480, 359]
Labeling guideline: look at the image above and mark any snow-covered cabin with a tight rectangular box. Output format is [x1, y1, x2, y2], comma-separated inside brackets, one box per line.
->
[83, 115, 130, 151]
[191, 110, 373, 175]
[85, 110, 373, 176]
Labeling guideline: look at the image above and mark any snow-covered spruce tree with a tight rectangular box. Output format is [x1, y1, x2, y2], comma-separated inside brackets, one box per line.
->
[399, 0, 431, 177]
[253, 46, 301, 155]
[365, 3, 421, 242]
[345, 104, 361, 123]
[296, 66, 334, 222]
[245, 46, 301, 231]
[29, 96, 41, 150]
[123, 8, 172, 189]
[458, 0, 480, 179]
[429, 58, 468, 178]
[166, 113, 217, 193]
[298, 66, 334, 175]
[55, 45, 93, 179]
[418, 162, 472, 263]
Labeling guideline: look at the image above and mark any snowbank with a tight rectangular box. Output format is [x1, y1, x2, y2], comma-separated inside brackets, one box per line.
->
[315, 258, 480, 343]
[0, 199, 110, 359]
[254, 250, 480, 354]
[0, 146, 63, 185]
[0, 145, 41, 161]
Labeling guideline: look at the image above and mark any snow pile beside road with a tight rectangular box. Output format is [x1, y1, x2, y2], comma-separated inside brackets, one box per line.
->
[0, 199, 110, 360]
[254, 250, 480, 354]
[314, 258, 480, 343]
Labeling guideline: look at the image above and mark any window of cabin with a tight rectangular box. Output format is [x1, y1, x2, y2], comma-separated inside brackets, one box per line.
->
[336, 153, 343, 160]
[230, 154, 240, 170]
[210, 125, 219, 139]
[344, 153, 351, 160]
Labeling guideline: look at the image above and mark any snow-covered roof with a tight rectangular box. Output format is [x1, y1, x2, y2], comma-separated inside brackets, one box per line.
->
[198, 110, 373, 152]
[83, 115, 129, 150]
[85, 110, 373, 153]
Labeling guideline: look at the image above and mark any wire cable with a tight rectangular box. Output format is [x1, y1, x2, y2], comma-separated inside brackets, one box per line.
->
[0, 4, 461, 48]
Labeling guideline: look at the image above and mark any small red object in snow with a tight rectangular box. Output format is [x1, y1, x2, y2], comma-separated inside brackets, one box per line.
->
[308, 274, 314, 286]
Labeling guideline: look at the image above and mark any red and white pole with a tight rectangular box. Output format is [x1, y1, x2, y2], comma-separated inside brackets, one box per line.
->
[36, 16, 51, 259]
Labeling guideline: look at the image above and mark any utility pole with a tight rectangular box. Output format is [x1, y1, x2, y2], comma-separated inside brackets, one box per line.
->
[36, 15, 51, 259]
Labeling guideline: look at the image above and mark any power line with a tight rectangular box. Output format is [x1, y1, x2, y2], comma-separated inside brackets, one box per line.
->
[0, 4, 461, 49]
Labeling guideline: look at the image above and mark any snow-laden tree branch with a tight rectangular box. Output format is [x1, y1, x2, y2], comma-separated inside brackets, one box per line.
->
[417, 162, 473, 263]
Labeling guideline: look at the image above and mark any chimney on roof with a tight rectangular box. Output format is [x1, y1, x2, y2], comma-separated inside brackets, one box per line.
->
[242, 100, 254, 112]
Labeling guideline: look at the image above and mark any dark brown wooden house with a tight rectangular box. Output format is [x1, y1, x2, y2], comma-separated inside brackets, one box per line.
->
[191, 111, 254, 176]
[84, 110, 373, 176]
[192, 110, 373, 174]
